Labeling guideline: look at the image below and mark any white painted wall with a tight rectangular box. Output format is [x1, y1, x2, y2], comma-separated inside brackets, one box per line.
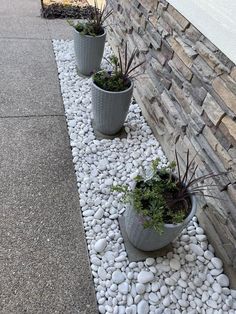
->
[167, 0, 236, 64]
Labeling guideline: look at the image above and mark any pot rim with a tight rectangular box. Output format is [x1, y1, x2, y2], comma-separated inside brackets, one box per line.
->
[74, 27, 106, 38]
[92, 76, 134, 94]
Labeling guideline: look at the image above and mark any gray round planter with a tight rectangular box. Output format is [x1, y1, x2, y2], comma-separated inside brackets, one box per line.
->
[91, 79, 133, 136]
[124, 194, 197, 251]
[73, 28, 106, 76]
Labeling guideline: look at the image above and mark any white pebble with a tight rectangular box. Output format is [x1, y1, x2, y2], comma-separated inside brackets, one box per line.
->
[94, 239, 107, 253]
[137, 271, 154, 284]
[112, 270, 125, 284]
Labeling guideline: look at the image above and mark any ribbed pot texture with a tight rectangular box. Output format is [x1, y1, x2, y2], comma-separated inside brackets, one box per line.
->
[73, 28, 106, 76]
[124, 194, 197, 251]
[91, 80, 133, 135]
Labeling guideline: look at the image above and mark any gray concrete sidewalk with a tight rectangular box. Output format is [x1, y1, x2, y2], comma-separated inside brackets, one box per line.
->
[0, 1, 97, 313]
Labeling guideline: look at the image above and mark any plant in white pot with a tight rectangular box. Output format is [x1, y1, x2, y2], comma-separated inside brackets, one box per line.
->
[69, 1, 112, 76]
[91, 44, 145, 136]
[112, 150, 225, 251]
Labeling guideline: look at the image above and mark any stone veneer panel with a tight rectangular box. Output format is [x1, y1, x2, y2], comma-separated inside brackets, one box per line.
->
[106, 0, 236, 286]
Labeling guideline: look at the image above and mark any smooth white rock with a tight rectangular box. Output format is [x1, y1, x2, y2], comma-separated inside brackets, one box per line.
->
[206, 300, 218, 309]
[137, 300, 149, 314]
[190, 244, 204, 256]
[136, 283, 146, 295]
[98, 267, 107, 280]
[216, 274, 229, 287]
[112, 270, 125, 284]
[160, 285, 169, 297]
[91, 256, 101, 266]
[94, 208, 104, 219]
[137, 271, 154, 284]
[118, 282, 129, 295]
[149, 292, 159, 303]
[94, 239, 107, 253]
[170, 259, 181, 271]
[163, 295, 171, 307]
[146, 258, 155, 266]
[211, 257, 223, 269]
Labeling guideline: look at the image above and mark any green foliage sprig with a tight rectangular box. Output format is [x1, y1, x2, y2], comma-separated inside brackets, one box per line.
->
[68, 1, 113, 36]
[112, 150, 226, 234]
[93, 43, 145, 92]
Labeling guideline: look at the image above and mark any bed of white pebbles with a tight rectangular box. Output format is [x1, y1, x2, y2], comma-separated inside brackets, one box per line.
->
[53, 40, 236, 314]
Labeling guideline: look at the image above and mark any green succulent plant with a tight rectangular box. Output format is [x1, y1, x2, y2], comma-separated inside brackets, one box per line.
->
[68, 0, 112, 36]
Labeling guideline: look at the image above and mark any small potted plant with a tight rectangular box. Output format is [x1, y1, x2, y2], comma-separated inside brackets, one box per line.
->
[68, 1, 112, 76]
[112, 150, 224, 251]
[91, 44, 144, 136]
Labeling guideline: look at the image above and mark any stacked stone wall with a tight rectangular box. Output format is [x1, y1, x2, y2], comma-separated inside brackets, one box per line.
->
[107, 0, 236, 284]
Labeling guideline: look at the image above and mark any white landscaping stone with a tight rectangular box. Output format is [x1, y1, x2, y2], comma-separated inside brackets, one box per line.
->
[163, 295, 171, 307]
[98, 267, 107, 280]
[217, 274, 229, 287]
[53, 40, 236, 314]
[94, 208, 104, 219]
[170, 258, 181, 271]
[190, 244, 204, 256]
[94, 239, 107, 253]
[146, 258, 155, 266]
[136, 283, 146, 295]
[204, 250, 214, 260]
[137, 300, 149, 314]
[112, 270, 125, 284]
[118, 282, 129, 295]
[137, 271, 154, 284]
[149, 292, 159, 304]
[160, 285, 168, 297]
[211, 257, 223, 269]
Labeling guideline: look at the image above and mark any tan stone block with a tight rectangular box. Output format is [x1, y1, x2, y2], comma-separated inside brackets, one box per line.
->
[221, 74, 236, 96]
[161, 90, 187, 130]
[171, 54, 193, 81]
[162, 11, 183, 34]
[167, 5, 189, 30]
[221, 116, 236, 142]
[175, 34, 198, 58]
[132, 32, 148, 53]
[167, 36, 193, 68]
[202, 93, 225, 126]
[185, 24, 202, 42]
[171, 80, 192, 114]
[231, 67, 236, 81]
[148, 15, 158, 28]
[193, 56, 216, 82]
[202, 126, 218, 150]
[212, 77, 236, 114]
[195, 41, 219, 69]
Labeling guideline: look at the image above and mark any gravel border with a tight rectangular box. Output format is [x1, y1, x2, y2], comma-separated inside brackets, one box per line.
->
[52, 39, 236, 314]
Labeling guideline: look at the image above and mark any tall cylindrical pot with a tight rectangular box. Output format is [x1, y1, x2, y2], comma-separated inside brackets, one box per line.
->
[124, 194, 197, 251]
[74, 28, 106, 76]
[91, 80, 133, 135]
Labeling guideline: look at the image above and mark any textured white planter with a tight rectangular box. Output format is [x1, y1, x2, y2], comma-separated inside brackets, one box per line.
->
[124, 194, 197, 251]
[74, 28, 106, 76]
[91, 79, 133, 135]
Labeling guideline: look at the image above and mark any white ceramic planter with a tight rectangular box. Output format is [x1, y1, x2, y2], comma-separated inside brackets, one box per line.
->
[91, 79, 133, 135]
[74, 28, 106, 76]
